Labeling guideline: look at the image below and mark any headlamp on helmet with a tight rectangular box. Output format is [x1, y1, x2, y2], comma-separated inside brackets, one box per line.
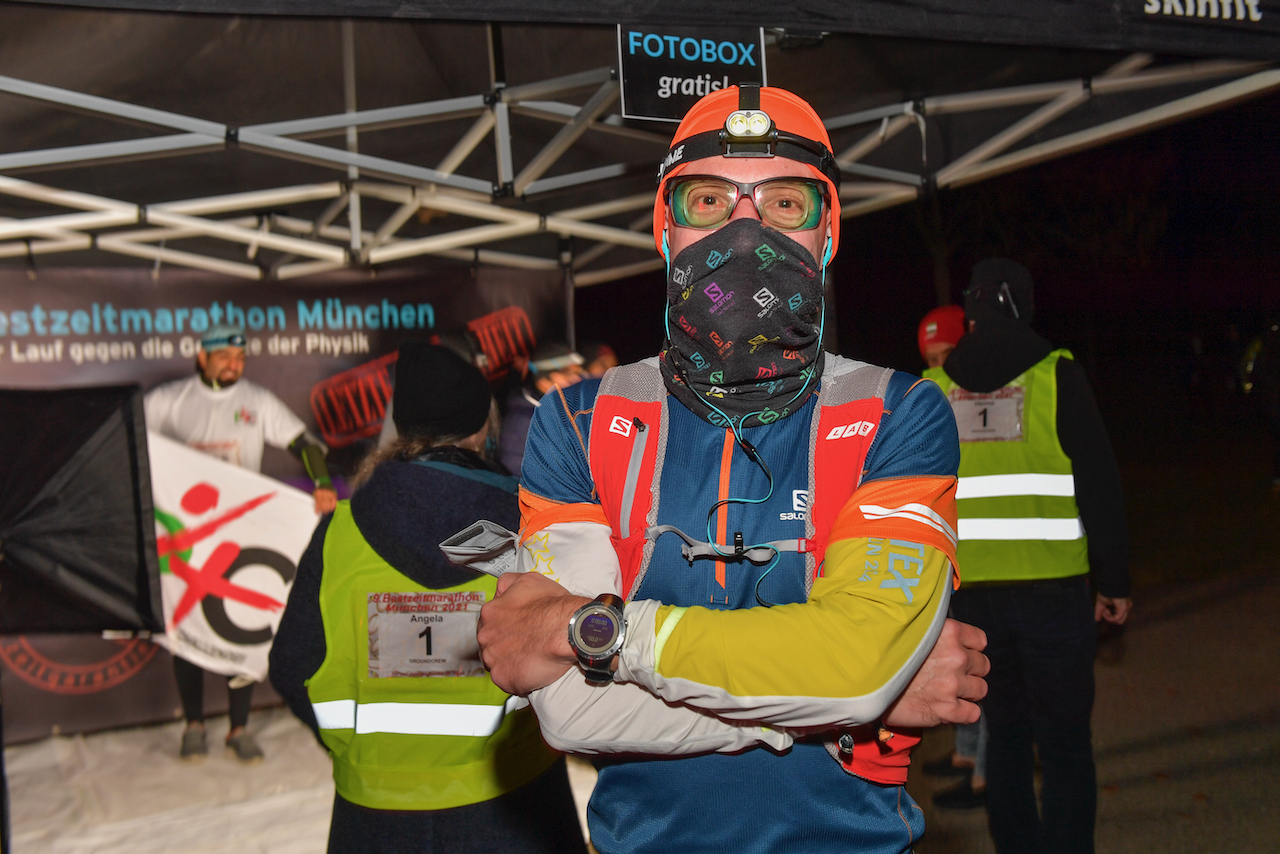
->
[725, 108, 773, 140]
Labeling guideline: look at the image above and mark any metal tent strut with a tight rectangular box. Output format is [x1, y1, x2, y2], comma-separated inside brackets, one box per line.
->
[0, 33, 1274, 285]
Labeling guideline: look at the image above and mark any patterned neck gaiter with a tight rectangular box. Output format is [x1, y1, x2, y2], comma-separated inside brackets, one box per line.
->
[659, 219, 826, 429]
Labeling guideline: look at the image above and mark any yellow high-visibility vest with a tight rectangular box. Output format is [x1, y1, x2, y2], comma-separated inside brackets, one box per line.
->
[306, 502, 556, 810]
[926, 350, 1089, 583]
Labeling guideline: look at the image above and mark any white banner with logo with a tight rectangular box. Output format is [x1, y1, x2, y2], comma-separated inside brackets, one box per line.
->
[149, 432, 319, 681]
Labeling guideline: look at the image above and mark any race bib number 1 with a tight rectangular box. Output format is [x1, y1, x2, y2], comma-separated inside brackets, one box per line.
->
[367, 591, 486, 678]
[949, 386, 1025, 442]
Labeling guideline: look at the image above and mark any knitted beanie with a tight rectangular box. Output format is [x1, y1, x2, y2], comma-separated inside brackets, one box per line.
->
[392, 342, 490, 440]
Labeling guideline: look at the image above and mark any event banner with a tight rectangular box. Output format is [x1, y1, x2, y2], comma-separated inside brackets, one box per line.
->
[0, 265, 562, 477]
[149, 433, 318, 681]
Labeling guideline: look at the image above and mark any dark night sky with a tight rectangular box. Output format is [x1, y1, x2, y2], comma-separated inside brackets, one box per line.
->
[577, 89, 1280, 375]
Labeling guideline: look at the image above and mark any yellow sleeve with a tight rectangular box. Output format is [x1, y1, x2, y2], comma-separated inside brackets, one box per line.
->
[613, 475, 958, 728]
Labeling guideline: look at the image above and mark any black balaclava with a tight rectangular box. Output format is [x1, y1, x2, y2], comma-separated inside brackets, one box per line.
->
[945, 258, 1053, 393]
[660, 218, 826, 429]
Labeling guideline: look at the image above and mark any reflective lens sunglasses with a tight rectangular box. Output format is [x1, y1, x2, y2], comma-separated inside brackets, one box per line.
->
[205, 333, 246, 349]
[665, 175, 828, 232]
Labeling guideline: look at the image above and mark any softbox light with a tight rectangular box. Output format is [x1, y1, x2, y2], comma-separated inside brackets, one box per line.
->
[0, 385, 163, 634]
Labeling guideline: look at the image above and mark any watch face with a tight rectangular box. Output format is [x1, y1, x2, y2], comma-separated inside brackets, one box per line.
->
[576, 609, 619, 654]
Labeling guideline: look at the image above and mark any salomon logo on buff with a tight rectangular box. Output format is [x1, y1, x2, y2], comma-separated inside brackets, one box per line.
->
[826, 421, 875, 440]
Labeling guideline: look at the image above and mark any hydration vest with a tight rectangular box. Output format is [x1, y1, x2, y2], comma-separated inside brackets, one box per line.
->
[925, 349, 1089, 583]
[586, 355, 920, 784]
[307, 502, 555, 811]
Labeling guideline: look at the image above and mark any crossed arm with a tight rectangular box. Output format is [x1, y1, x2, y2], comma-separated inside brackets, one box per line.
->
[477, 517, 988, 755]
[476, 376, 988, 755]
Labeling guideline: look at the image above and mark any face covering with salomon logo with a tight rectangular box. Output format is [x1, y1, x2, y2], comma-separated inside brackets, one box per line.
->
[660, 218, 826, 429]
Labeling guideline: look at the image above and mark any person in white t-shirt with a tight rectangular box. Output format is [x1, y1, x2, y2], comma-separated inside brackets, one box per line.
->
[144, 324, 337, 763]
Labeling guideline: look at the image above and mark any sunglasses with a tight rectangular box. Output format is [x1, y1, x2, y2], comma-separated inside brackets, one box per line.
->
[665, 175, 828, 232]
[205, 334, 246, 349]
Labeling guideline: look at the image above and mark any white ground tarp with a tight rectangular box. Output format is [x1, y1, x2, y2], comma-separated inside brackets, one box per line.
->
[7, 708, 334, 854]
[6, 706, 597, 854]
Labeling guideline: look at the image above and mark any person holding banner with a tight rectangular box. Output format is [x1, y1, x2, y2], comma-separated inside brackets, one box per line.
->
[145, 323, 337, 762]
[475, 84, 987, 854]
[269, 342, 585, 854]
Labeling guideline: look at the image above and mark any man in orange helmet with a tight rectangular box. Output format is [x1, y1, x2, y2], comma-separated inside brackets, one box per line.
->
[477, 84, 988, 854]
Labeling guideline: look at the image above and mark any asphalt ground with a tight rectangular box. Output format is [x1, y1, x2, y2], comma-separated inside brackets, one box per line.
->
[911, 566, 1280, 854]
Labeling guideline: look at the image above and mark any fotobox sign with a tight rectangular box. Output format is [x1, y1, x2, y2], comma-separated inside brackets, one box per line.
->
[617, 25, 767, 122]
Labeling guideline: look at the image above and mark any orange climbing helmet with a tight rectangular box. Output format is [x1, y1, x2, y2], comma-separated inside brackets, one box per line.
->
[652, 84, 842, 259]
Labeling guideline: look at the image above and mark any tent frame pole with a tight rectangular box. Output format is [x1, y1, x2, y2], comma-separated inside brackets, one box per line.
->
[0, 37, 1272, 284]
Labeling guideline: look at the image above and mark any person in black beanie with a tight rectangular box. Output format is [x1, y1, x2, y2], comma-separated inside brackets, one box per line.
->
[923, 259, 1130, 854]
[390, 342, 494, 445]
[270, 342, 586, 854]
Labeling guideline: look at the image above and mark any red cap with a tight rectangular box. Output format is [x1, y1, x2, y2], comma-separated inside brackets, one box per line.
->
[917, 305, 966, 358]
[653, 86, 841, 258]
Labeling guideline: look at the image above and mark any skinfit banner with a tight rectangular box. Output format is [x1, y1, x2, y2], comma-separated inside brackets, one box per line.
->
[149, 432, 317, 682]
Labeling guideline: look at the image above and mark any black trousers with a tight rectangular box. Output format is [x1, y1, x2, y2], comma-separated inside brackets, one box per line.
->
[950, 576, 1097, 854]
[172, 655, 254, 729]
[327, 758, 588, 854]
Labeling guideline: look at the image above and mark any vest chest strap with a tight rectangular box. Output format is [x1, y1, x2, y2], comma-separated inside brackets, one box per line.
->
[643, 524, 813, 565]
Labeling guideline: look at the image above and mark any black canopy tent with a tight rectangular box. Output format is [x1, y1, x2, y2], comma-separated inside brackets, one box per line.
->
[25, 0, 1280, 60]
[0, 2, 1274, 293]
[0, 3, 1272, 848]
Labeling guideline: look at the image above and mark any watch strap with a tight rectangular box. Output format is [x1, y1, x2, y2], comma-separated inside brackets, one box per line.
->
[580, 662, 615, 684]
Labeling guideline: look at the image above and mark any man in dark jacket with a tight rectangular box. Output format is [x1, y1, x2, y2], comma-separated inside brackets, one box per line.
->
[924, 259, 1130, 854]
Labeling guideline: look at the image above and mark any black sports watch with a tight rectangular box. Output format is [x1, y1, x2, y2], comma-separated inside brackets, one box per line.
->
[567, 593, 627, 684]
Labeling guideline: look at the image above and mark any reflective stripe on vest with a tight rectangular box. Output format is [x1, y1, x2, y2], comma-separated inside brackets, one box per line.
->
[958, 517, 1084, 541]
[313, 695, 529, 736]
[955, 473, 1082, 541]
[956, 473, 1074, 499]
